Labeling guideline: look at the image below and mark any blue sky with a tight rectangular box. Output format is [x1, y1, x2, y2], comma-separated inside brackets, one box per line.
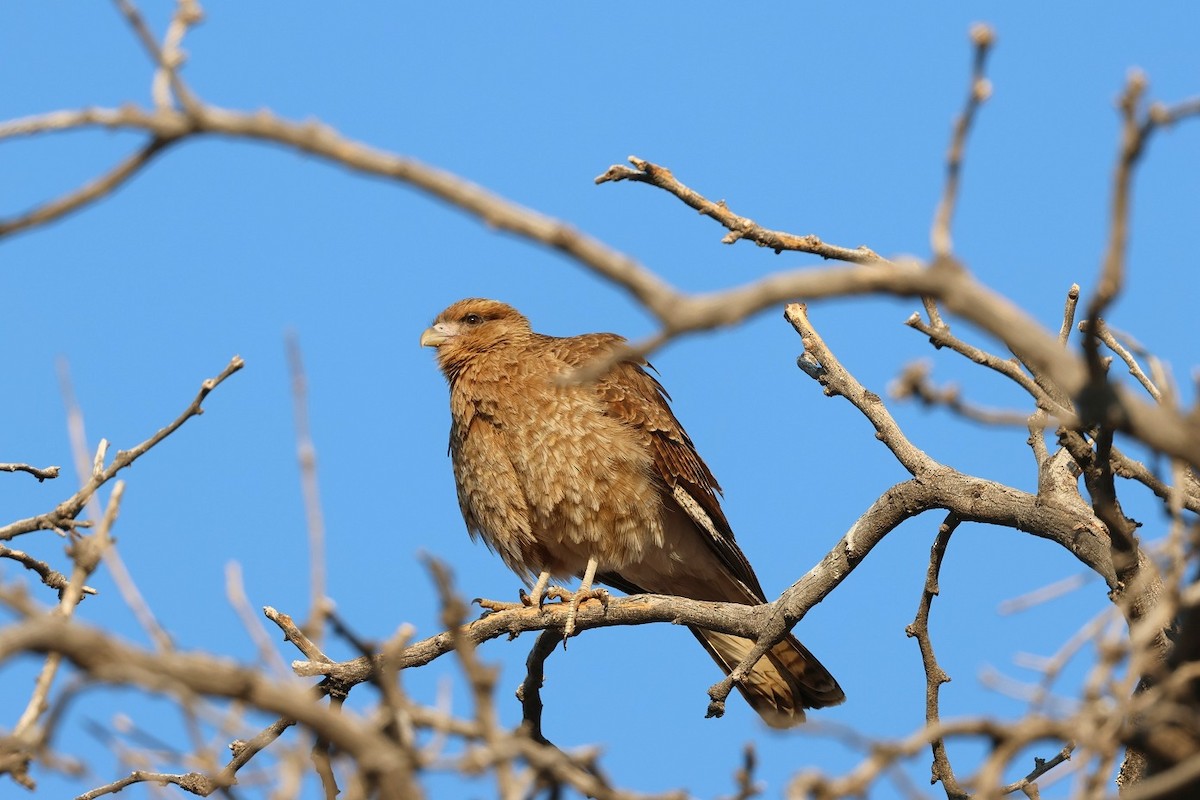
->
[2, 4, 1197, 798]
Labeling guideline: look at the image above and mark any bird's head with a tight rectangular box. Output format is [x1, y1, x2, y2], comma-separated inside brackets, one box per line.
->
[420, 298, 532, 378]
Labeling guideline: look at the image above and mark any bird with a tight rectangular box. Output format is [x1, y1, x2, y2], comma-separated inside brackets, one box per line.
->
[420, 297, 844, 726]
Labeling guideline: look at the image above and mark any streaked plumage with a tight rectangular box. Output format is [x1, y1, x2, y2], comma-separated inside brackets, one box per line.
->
[421, 298, 844, 726]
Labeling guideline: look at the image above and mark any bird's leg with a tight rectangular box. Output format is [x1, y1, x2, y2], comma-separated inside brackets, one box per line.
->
[476, 570, 554, 614]
[547, 556, 609, 639]
[524, 570, 553, 608]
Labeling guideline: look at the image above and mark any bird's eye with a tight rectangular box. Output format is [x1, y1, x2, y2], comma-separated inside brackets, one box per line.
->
[463, 313, 483, 325]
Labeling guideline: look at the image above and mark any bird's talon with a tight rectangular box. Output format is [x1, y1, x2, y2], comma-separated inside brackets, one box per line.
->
[561, 587, 609, 640]
[475, 597, 526, 615]
[544, 586, 572, 604]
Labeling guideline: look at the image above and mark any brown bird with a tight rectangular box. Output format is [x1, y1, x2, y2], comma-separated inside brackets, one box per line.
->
[420, 298, 844, 726]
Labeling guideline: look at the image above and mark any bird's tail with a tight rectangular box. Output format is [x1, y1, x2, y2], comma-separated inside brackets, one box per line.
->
[693, 629, 845, 728]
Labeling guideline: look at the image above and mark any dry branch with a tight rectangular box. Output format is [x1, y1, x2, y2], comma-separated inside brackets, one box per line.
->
[0, 356, 243, 543]
[1, 8, 1198, 799]
[0, 464, 60, 482]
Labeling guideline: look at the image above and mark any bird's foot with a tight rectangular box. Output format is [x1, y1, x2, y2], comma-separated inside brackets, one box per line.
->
[474, 577, 557, 615]
[473, 596, 529, 615]
[545, 585, 610, 639]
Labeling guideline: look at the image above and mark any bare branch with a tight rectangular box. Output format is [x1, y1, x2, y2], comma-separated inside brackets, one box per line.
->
[1088, 71, 1150, 326]
[111, 0, 203, 110]
[931, 23, 995, 258]
[427, 559, 515, 800]
[74, 768, 216, 800]
[1059, 284, 1081, 346]
[787, 303, 937, 476]
[0, 463, 60, 482]
[595, 157, 882, 263]
[517, 631, 559, 746]
[904, 309, 1070, 419]
[0, 355, 244, 542]
[721, 744, 762, 800]
[904, 514, 968, 799]
[3, 99, 1199, 470]
[0, 545, 97, 598]
[9, 483, 125, 789]
[1085, 318, 1164, 402]
[226, 562, 292, 677]
[890, 361, 1043, 427]
[0, 138, 175, 238]
[286, 332, 331, 643]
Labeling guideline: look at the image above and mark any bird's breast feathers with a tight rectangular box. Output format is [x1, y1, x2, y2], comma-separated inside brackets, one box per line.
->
[449, 362, 666, 576]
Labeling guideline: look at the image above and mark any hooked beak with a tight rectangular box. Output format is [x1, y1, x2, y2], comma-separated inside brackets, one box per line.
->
[420, 323, 453, 347]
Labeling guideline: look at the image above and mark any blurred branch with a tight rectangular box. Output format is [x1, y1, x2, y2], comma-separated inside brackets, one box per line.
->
[0, 614, 410, 791]
[111, 0, 203, 110]
[286, 332, 331, 643]
[722, 744, 761, 800]
[789, 716, 1074, 798]
[58, 361, 174, 654]
[890, 361, 1041, 427]
[930, 23, 994, 258]
[6, 483, 125, 789]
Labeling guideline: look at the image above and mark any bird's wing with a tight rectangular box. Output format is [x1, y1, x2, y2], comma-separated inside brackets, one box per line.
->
[543, 332, 768, 600]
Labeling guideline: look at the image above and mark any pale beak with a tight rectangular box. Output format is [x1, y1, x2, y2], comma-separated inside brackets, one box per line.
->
[420, 324, 452, 347]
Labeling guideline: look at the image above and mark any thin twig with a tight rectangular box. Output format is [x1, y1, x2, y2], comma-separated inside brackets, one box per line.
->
[721, 744, 762, 800]
[0, 138, 175, 238]
[0, 545, 97, 598]
[904, 311, 1072, 421]
[111, 0, 202, 110]
[226, 562, 292, 677]
[1084, 318, 1163, 401]
[904, 514, 968, 799]
[595, 156, 883, 263]
[0, 355, 244, 542]
[10, 483, 126, 789]
[74, 768, 216, 800]
[0, 463, 60, 482]
[1059, 284, 1081, 346]
[426, 558, 517, 800]
[930, 24, 995, 258]
[890, 361, 1042, 427]
[286, 332, 330, 644]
